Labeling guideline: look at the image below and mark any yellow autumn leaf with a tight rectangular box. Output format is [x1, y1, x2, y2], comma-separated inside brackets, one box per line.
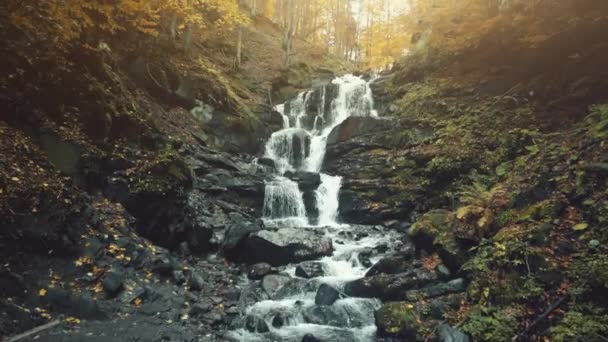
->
[39, 288, 47, 296]
[65, 316, 81, 325]
[134, 297, 142, 306]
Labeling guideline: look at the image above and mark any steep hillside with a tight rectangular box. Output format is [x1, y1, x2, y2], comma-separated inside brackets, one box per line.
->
[0, 4, 349, 339]
[325, 1, 608, 340]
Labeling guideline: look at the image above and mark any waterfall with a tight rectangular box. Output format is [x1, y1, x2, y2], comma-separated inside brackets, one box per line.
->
[316, 174, 342, 227]
[262, 75, 376, 227]
[233, 75, 398, 342]
[262, 177, 308, 227]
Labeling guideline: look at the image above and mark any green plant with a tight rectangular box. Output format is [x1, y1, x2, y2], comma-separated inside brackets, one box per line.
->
[461, 307, 518, 342]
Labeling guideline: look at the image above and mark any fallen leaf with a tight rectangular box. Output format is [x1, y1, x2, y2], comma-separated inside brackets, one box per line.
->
[39, 288, 47, 297]
[573, 222, 589, 231]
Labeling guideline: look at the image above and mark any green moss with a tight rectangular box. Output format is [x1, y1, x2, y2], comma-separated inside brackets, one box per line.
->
[375, 302, 421, 339]
[409, 209, 467, 270]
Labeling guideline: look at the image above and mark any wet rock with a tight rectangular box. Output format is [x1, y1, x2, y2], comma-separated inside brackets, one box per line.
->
[302, 334, 322, 342]
[408, 210, 467, 272]
[262, 274, 292, 298]
[44, 288, 105, 319]
[284, 171, 322, 192]
[274, 278, 313, 299]
[242, 228, 333, 266]
[295, 261, 325, 278]
[222, 215, 264, 256]
[0, 271, 26, 298]
[303, 305, 348, 327]
[247, 263, 274, 280]
[426, 294, 464, 320]
[272, 314, 286, 328]
[239, 283, 270, 311]
[102, 269, 125, 295]
[315, 283, 340, 306]
[245, 315, 269, 333]
[406, 278, 466, 301]
[188, 271, 205, 291]
[327, 116, 394, 146]
[189, 303, 213, 316]
[257, 158, 276, 170]
[172, 270, 186, 285]
[344, 268, 438, 301]
[375, 302, 421, 339]
[437, 323, 471, 342]
[365, 252, 415, 277]
[151, 254, 175, 276]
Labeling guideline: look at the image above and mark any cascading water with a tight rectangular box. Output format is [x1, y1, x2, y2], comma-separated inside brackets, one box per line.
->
[232, 75, 394, 342]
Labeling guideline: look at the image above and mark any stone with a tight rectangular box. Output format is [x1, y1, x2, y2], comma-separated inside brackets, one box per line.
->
[302, 334, 321, 342]
[242, 228, 333, 266]
[188, 272, 205, 291]
[284, 171, 322, 192]
[327, 116, 394, 146]
[295, 261, 325, 279]
[172, 270, 186, 285]
[303, 305, 348, 327]
[247, 263, 274, 280]
[408, 210, 467, 272]
[189, 303, 213, 316]
[102, 269, 125, 295]
[365, 252, 415, 277]
[262, 274, 292, 298]
[315, 284, 340, 306]
[272, 314, 285, 328]
[245, 315, 269, 333]
[406, 278, 466, 300]
[344, 268, 438, 301]
[437, 323, 471, 342]
[375, 302, 421, 339]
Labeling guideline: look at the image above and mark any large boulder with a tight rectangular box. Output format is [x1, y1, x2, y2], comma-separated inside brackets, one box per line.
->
[315, 284, 340, 306]
[326, 116, 394, 146]
[408, 210, 468, 272]
[344, 268, 438, 301]
[284, 171, 322, 192]
[241, 228, 333, 266]
[295, 261, 326, 278]
[375, 302, 422, 339]
[365, 251, 415, 277]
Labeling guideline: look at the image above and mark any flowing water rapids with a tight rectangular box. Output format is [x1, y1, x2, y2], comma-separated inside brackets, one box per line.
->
[229, 75, 398, 341]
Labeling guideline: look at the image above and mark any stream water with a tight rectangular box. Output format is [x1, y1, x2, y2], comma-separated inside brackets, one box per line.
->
[229, 75, 396, 341]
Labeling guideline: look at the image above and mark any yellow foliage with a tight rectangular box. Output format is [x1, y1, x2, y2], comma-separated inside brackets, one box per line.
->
[9, 0, 248, 46]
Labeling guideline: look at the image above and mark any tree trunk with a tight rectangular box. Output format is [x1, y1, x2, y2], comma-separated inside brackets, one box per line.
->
[235, 26, 243, 68]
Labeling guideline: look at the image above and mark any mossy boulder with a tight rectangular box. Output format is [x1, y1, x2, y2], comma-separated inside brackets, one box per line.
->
[409, 209, 467, 272]
[375, 302, 422, 339]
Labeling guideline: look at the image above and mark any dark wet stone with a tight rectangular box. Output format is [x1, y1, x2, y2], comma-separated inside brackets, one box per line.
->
[44, 288, 105, 319]
[189, 303, 213, 316]
[245, 315, 269, 333]
[437, 323, 471, 342]
[284, 171, 322, 192]
[262, 274, 292, 298]
[242, 228, 333, 266]
[302, 334, 322, 342]
[302, 305, 348, 327]
[248, 263, 274, 280]
[102, 269, 125, 295]
[172, 270, 186, 284]
[295, 261, 325, 279]
[315, 284, 340, 306]
[272, 314, 285, 328]
[188, 271, 205, 291]
[365, 252, 415, 277]
[203, 311, 224, 325]
[151, 254, 174, 276]
[344, 268, 438, 301]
